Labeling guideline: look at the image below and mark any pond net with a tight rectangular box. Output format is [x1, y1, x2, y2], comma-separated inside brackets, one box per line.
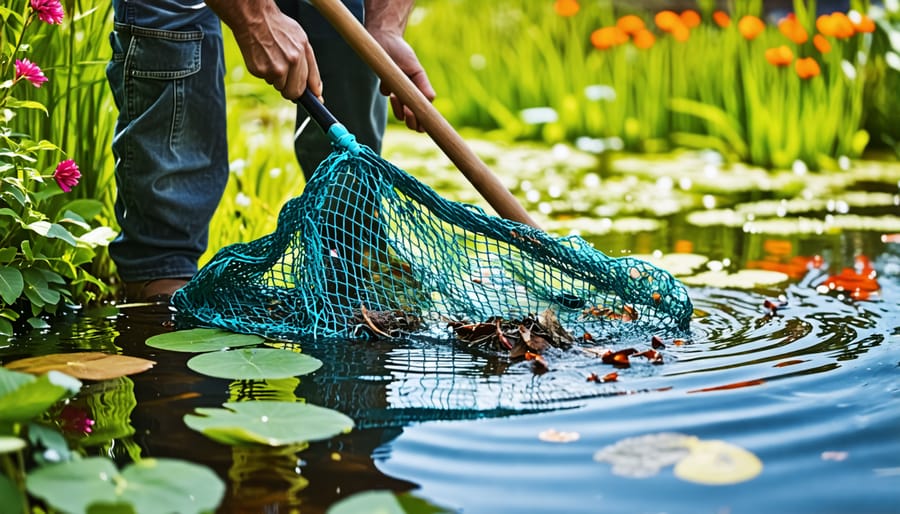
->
[173, 127, 693, 342]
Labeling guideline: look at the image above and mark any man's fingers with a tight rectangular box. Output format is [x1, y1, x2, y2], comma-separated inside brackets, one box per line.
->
[304, 44, 323, 99]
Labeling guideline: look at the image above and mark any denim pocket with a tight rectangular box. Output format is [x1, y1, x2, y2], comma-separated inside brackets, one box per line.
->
[121, 24, 203, 80]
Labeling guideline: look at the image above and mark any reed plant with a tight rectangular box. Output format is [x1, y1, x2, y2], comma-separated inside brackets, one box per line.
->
[406, 0, 893, 169]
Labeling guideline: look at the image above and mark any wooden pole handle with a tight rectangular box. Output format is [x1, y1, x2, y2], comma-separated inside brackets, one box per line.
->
[307, 0, 540, 229]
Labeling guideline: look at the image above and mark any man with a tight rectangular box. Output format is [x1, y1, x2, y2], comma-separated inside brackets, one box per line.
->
[106, 0, 433, 301]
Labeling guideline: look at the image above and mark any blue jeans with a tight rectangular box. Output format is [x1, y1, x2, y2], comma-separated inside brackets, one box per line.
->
[106, 0, 228, 282]
[106, 0, 387, 282]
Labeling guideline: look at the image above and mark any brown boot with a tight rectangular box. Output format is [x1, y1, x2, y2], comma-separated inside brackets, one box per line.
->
[122, 278, 190, 302]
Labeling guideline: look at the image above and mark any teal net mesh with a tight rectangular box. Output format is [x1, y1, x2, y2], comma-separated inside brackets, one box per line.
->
[173, 133, 693, 341]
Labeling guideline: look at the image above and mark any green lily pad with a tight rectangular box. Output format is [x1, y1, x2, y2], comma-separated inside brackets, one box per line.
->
[328, 491, 405, 514]
[681, 269, 790, 289]
[4, 352, 155, 380]
[186, 348, 322, 379]
[183, 401, 353, 446]
[25, 457, 224, 514]
[0, 368, 81, 422]
[145, 328, 263, 353]
[0, 436, 26, 454]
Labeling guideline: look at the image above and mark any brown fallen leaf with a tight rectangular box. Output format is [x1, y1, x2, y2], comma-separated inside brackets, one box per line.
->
[4, 352, 156, 380]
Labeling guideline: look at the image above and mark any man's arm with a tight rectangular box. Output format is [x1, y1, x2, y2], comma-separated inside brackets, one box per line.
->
[364, 0, 435, 132]
[206, 0, 322, 100]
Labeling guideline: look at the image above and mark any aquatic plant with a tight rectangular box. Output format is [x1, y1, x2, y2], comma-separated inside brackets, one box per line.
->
[403, 0, 895, 168]
[0, 0, 116, 335]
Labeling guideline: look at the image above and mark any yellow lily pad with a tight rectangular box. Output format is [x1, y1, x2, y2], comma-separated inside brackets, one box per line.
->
[4, 352, 155, 381]
[681, 269, 790, 288]
[674, 439, 763, 485]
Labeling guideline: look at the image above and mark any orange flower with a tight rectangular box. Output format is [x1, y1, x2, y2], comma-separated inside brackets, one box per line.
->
[671, 21, 690, 42]
[851, 13, 875, 33]
[795, 57, 821, 79]
[713, 10, 731, 28]
[817, 13, 854, 38]
[655, 10, 681, 31]
[680, 10, 701, 29]
[765, 45, 794, 66]
[590, 26, 628, 50]
[813, 34, 832, 53]
[778, 16, 808, 44]
[616, 14, 645, 34]
[632, 28, 656, 49]
[553, 0, 580, 17]
[738, 15, 765, 40]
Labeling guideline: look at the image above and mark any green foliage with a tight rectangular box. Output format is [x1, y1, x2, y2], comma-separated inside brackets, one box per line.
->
[327, 490, 455, 514]
[186, 347, 323, 380]
[145, 327, 264, 353]
[25, 457, 226, 514]
[0, 0, 116, 333]
[0, 367, 81, 422]
[183, 401, 354, 446]
[404, 0, 896, 168]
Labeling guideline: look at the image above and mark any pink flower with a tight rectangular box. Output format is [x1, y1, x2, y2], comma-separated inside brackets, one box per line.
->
[57, 405, 94, 435]
[30, 0, 65, 25]
[15, 59, 48, 88]
[53, 159, 80, 192]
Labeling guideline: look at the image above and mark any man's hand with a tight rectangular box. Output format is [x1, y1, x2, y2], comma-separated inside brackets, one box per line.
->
[206, 0, 322, 100]
[365, 0, 435, 132]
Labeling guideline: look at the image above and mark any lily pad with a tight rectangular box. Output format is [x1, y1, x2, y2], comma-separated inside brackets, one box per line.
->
[0, 368, 81, 422]
[327, 490, 406, 514]
[145, 328, 263, 353]
[674, 439, 763, 485]
[593, 432, 696, 478]
[629, 253, 709, 276]
[594, 432, 763, 485]
[186, 348, 322, 379]
[0, 436, 26, 454]
[3, 352, 155, 380]
[680, 269, 790, 288]
[25, 456, 224, 514]
[183, 401, 353, 446]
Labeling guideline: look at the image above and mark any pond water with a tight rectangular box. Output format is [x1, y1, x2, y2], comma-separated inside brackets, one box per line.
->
[2, 140, 899, 513]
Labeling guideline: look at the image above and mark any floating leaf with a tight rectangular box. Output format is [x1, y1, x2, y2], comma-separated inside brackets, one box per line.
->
[821, 451, 849, 462]
[594, 432, 696, 478]
[0, 368, 81, 422]
[4, 352, 155, 380]
[680, 269, 790, 289]
[673, 439, 763, 485]
[183, 401, 353, 446]
[0, 436, 26, 454]
[145, 328, 263, 353]
[538, 429, 580, 443]
[327, 491, 406, 514]
[628, 253, 709, 276]
[26, 457, 224, 514]
[186, 348, 322, 379]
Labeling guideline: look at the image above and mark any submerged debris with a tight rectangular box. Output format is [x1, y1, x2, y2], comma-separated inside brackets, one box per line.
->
[446, 308, 575, 357]
[350, 305, 423, 338]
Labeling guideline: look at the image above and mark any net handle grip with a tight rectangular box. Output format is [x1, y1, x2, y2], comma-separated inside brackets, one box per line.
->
[296, 89, 361, 153]
[297, 89, 338, 130]
[307, 0, 540, 229]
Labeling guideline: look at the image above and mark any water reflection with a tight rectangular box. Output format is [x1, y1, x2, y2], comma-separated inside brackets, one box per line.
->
[1, 233, 898, 513]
